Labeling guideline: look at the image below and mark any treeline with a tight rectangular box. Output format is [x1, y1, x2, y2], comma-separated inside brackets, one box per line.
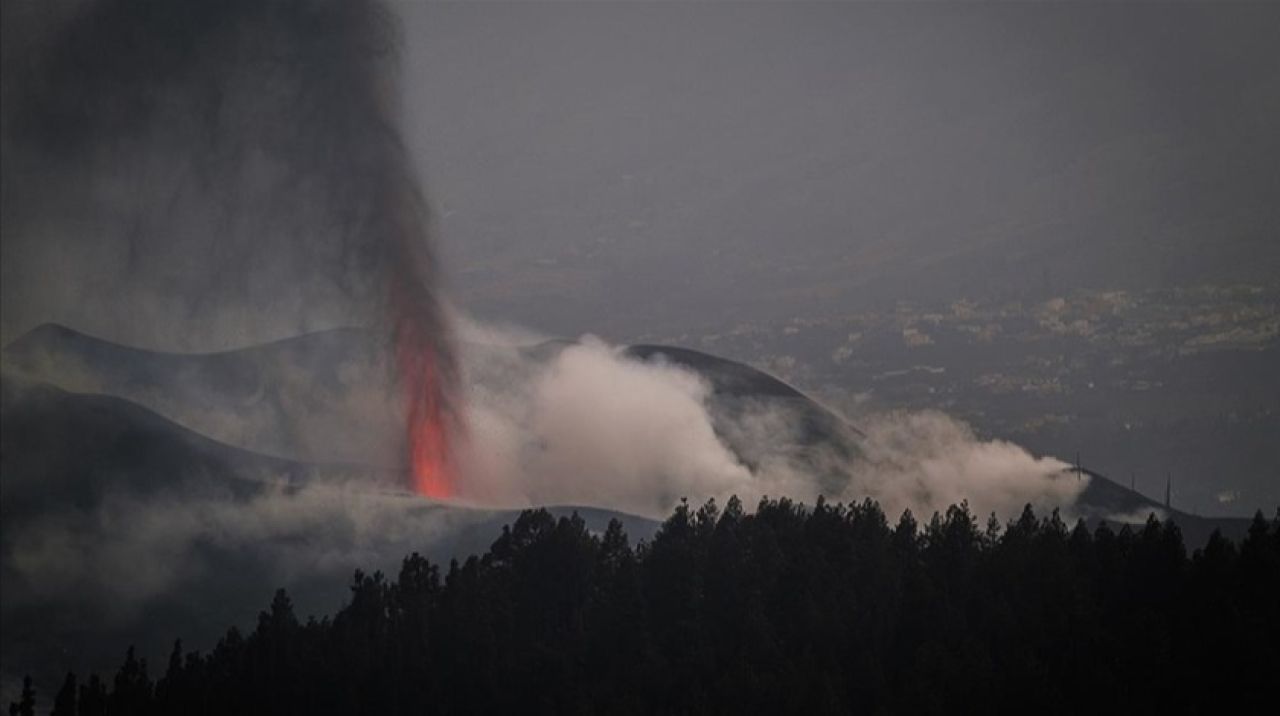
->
[10, 499, 1280, 715]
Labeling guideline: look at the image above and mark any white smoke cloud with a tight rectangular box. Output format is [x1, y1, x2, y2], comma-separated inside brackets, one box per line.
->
[455, 336, 752, 517]
[448, 322, 1086, 522]
[842, 410, 1081, 521]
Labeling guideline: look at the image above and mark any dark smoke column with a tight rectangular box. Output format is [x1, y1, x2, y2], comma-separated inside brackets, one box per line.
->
[277, 0, 465, 499]
[348, 8, 463, 499]
[287, 0, 465, 498]
[1, 0, 462, 496]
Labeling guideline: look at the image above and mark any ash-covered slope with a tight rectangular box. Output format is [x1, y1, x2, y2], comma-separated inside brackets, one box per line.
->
[3, 323, 402, 466]
[1, 374, 314, 521]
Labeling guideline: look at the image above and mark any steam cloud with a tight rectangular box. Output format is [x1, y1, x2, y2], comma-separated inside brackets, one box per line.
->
[456, 334, 754, 516]
[451, 322, 1083, 522]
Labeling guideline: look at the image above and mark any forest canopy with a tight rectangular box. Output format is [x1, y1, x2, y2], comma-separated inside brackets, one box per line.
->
[10, 498, 1280, 715]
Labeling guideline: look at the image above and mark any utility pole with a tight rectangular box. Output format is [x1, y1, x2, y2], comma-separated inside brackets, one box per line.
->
[1130, 471, 1136, 493]
[1075, 452, 1081, 481]
[1165, 473, 1172, 511]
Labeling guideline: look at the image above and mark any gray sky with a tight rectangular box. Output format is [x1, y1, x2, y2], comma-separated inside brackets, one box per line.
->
[398, 1, 1280, 338]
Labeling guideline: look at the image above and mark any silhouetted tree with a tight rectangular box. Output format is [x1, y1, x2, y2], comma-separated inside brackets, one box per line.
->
[76, 674, 106, 716]
[6, 676, 34, 716]
[49, 673, 75, 716]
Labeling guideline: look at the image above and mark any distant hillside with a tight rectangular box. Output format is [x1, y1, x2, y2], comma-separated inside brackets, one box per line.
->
[1075, 468, 1252, 546]
[2, 323, 402, 466]
[1, 374, 317, 512]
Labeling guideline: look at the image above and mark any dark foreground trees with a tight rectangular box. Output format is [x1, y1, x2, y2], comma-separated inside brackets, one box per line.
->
[13, 499, 1280, 715]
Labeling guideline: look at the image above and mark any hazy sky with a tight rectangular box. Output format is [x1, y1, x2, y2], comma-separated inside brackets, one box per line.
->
[398, 1, 1280, 339]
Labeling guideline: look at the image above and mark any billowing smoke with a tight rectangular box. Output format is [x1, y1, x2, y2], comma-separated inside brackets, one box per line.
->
[456, 334, 754, 515]
[0, 0, 458, 493]
[843, 410, 1079, 521]
[450, 320, 1084, 522]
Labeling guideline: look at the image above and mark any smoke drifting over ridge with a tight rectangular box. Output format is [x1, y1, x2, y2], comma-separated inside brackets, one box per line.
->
[1, 0, 459, 493]
[451, 323, 1083, 522]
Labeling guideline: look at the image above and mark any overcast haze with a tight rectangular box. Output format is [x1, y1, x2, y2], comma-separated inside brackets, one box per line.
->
[399, 1, 1279, 338]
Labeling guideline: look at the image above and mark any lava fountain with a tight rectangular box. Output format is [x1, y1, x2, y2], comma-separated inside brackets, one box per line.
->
[395, 299, 457, 499]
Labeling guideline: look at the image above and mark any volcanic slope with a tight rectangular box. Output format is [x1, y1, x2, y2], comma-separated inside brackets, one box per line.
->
[3, 323, 401, 466]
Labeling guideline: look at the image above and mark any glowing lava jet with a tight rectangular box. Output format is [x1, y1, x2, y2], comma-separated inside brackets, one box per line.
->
[400, 349, 453, 498]
[393, 286, 460, 500]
